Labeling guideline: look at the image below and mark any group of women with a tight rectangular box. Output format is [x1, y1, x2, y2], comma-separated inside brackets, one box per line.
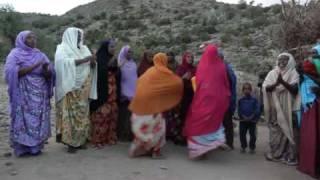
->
[262, 51, 320, 178]
[4, 27, 320, 178]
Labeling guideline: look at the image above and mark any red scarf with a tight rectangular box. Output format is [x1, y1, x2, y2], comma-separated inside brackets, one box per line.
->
[184, 45, 231, 136]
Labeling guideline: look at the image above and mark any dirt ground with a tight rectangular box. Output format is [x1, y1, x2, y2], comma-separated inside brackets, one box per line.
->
[0, 66, 315, 180]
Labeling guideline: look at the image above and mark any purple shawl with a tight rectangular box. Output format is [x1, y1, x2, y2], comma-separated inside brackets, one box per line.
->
[4, 31, 55, 147]
[118, 45, 137, 101]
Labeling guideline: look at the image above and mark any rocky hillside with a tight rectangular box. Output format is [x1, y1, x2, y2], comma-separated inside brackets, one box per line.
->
[0, 0, 283, 76]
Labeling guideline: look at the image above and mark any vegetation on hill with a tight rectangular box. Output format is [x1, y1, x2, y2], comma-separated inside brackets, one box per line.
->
[0, 0, 315, 76]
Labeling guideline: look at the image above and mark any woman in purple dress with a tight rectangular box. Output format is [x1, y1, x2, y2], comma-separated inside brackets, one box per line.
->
[4, 31, 55, 157]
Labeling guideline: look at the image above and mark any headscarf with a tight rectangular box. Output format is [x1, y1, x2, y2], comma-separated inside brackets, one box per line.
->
[129, 53, 183, 115]
[4, 30, 55, 120]
[118, 45, 137, 100]
[263, 52, 299, 144]
[176, 51, 196, 77]
[54, 27, 97, 102]
[183, 45, 231, 136]
[137, 50, 153, 76]
[90, 40, 115, 112]
[264, 53, 299, 93]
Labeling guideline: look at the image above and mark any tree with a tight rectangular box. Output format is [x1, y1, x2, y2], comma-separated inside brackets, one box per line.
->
[0, 5, 24, 47]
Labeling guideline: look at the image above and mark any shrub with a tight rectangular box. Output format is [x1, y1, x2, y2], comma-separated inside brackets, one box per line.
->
[156, 18, 171, 26]
[241, 36, 254, 48]
[221, 33, 232, 43]
[32, 19, 51, 29]
[76, 14, 85, 20]
[237, 0, 247, 9]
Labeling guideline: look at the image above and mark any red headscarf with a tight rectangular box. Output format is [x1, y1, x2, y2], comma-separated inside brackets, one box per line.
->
[183, 45, 231, 136]
[303, 60, 318, 76]
[137, 51, 153, 77]
[176, 51, 196, 77]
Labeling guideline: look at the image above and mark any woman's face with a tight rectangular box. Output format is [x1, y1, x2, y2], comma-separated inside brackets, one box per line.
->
[77, 31, 82, 48]
[146, 52, 153, 63]
[108, 42, 116, 55]
[278, 56, 289, 70]
[126, 49, 133, 60]
[25, 33, 37, 48]
[186, 54, 194, 64]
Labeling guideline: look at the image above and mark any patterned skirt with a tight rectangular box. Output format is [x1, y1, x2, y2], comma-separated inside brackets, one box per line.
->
[56, 77, 91, 148]
[90, 73, 118, 146]
[187, 125, 225, 159]
[129, 114, 166, 157]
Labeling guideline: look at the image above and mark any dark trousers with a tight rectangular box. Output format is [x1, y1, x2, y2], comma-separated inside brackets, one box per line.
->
[223, 111, 234, 149]
[239, 121, 257, 150]
[117, 100, 133, 142]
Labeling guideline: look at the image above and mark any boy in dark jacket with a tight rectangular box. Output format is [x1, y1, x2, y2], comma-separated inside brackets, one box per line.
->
[238, 83, 261, 154]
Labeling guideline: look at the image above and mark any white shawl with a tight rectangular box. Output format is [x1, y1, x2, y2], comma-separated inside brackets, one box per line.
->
[54, 27, 97, 102]
[262, 53, 299, 144]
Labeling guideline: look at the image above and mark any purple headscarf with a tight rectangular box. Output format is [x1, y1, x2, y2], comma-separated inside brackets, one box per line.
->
[118, 45, 137, 100]
[4, 30, 55, 120]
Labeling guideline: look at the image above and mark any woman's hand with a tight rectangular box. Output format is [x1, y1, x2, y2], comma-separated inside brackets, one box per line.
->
[182, 72, 192, 80]
[18, 61, 43, 78]
[42, 63, 52, 80]
[90, 54, 97, 68]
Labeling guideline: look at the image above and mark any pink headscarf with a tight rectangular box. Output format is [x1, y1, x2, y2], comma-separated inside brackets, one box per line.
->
[183, 45, 230, 136]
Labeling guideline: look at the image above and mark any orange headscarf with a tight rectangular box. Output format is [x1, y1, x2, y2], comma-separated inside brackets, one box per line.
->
[129, 53, 183, 115]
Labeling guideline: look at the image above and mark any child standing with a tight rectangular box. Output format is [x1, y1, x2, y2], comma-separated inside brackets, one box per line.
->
[238, 83, 261, 154]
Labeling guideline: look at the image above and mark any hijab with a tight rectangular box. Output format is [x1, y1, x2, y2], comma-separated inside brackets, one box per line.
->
[137, 50, 153, 76]
[4, 30, 54, 120]
[54, 27, 97, 101]
[118, 45, 137, 100]
[184, 45, 231, 136]
[90, 40, 115, 112]
[129, 53, 183, 115]
[176, 51, 196, 77]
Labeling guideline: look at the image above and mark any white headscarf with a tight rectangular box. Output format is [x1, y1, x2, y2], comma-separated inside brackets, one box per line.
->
[262, 52, 299, 145]
[54, 27, 97, 101]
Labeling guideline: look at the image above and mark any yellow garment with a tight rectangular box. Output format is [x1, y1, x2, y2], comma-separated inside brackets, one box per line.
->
[129, 53, 183, 115]
[191, 76, 196, 92]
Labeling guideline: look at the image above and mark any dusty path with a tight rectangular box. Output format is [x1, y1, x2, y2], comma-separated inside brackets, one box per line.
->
[0, 66, 314, 180]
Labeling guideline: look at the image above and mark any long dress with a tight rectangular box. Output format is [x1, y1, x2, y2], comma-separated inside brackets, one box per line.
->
[129, 114, 166, 157]
[183, 45, 230, 159]
[166, 51, 195, 145]
[263, 53, 299, 162]
[5, 31, 55, 156]
[298, 72, 320, 178]
[56, 76, 92, 147]
[55, 27, 97, 148]
[90, 71, 118, 145]
[129, 53, 183, 158]
[298, 98, 320, 178]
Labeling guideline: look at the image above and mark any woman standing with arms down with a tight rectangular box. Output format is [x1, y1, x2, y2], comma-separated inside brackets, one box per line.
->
[90, 40, 120, 147]
[183, 44, 231, 159]
[55, 27, 97, 153]
[5, 31, 55, 156]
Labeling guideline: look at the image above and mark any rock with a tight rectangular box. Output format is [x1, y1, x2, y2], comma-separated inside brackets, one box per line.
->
[5, 161, 13, 166]
[159, 166, 168, 170]
[132, 171, 141, 175]
[9, 170, 18, 176]
[3, 152, 12, 158]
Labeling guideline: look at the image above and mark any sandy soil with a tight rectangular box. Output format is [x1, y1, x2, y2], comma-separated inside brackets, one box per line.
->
[0, 66, 315, 180]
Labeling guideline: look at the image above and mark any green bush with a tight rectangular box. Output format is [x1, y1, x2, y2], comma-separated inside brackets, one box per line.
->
[241, 36, 253, 48]
[156, 18, 172, 26]
[237, 0, 247, 9]
[221, 33, 232, 43]
[32, 20, 51, 29]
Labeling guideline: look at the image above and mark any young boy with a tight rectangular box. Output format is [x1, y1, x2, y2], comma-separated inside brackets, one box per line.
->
[238, 83, 261, 154]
